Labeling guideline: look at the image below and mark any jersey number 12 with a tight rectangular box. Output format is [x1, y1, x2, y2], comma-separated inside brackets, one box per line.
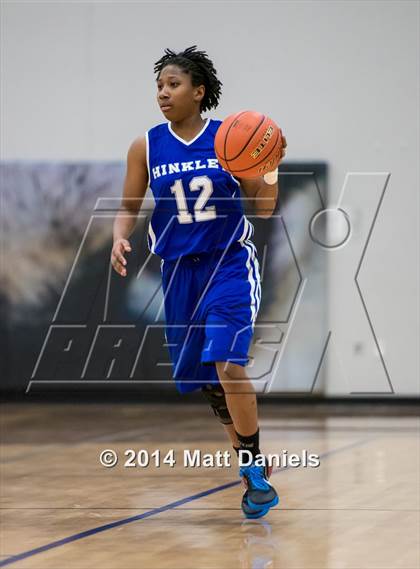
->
[170, 176, 216, 224]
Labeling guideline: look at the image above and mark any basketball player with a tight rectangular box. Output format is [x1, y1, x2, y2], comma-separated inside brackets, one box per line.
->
[111, 46, 287, 518]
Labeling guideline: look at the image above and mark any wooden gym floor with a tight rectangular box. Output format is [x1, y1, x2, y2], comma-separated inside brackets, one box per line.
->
[1, 403, 419, 568]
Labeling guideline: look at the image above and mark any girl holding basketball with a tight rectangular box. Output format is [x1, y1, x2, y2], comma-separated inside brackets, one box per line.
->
[111, 46, 287, 519]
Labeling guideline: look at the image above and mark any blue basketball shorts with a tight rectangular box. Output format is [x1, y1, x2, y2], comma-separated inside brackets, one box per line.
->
[160, 240, 261, 394]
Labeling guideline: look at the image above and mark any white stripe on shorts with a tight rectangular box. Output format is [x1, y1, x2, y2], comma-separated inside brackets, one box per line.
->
[246, 239, 261, 313]
[240, 239, 261, 326]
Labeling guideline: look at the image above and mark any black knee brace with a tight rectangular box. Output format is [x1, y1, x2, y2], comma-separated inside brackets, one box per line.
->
[201, 383, 233, 425]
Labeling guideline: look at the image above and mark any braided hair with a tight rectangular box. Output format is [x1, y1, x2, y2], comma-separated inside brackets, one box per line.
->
[154, 46, 222, 112]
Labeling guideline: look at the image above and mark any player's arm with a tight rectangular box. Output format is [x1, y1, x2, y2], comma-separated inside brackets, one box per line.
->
[238, 135, 287, 219]
[111, 137, 149, 277]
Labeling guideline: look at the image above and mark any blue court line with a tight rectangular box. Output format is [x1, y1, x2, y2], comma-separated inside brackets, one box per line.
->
[0, 437, 372, 567]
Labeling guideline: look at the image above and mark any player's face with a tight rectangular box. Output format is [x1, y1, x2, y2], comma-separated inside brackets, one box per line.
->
[157, 65, 204, 121]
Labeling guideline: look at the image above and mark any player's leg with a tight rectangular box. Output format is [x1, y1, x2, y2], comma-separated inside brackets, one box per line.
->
[201, 383, 270, 518]
[215, 361, 278, 517]
[200, 376, 276, 519]
[200, 381, 273, 519]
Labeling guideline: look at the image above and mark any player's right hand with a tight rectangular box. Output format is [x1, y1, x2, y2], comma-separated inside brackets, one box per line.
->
[111, 239, 132, 277]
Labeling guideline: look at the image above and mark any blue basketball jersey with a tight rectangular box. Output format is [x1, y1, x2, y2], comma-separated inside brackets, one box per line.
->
[145, 118, 254, 260]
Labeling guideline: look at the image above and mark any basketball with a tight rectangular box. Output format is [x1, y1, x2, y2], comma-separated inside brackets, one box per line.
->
[214, 111, 283, 179]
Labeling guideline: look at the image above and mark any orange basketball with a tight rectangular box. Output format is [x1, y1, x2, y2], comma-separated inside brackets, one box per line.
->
[214, 111, 283, 179]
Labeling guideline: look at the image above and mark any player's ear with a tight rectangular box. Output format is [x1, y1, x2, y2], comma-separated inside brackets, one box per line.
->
[193, 84, 205, 104]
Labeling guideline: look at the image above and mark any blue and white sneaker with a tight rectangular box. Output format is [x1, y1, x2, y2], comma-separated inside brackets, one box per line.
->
[240, 462, 278, 518]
